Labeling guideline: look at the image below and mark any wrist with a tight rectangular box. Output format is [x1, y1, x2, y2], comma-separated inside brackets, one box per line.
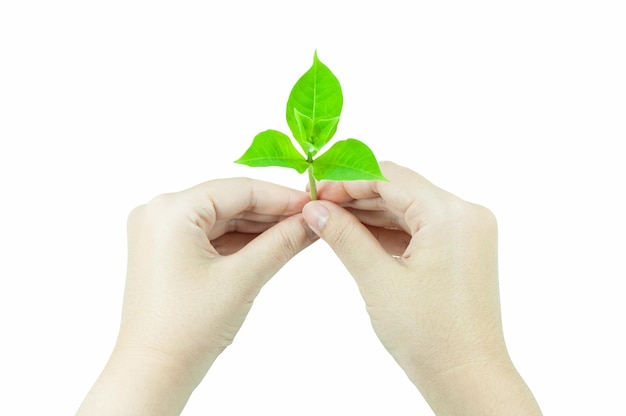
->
[409, 357, 542, 415]
[76, 346, 207, 416]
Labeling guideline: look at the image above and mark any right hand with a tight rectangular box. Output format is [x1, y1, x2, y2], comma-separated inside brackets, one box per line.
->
[302, 162, 542, 415]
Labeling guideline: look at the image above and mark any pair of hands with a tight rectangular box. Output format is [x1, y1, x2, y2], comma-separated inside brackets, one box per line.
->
[77, 162, 542, 415]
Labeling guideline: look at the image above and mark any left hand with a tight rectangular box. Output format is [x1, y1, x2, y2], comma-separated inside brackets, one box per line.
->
[119, 177, 315, 381]
[77, 178, 314, 415]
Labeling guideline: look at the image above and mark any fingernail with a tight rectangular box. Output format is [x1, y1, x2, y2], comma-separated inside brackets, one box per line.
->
[303, 202, 329, 235]
[302, 221, 320, 242]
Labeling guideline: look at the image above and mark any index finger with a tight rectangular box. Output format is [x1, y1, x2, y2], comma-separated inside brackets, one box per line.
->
[317, 161, 438, 211]
[184, 177, 310, 224]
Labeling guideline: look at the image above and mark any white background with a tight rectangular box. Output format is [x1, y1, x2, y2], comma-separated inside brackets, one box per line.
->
[1, 1, 624, 414]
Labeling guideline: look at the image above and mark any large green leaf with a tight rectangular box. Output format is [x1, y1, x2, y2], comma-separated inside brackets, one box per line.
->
[235, 130, 309, 173]
[312, 139, 388, 181]
[286, 51, 343, 156]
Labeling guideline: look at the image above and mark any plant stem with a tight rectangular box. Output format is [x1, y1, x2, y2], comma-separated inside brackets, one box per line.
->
[307, 165, 317, 200]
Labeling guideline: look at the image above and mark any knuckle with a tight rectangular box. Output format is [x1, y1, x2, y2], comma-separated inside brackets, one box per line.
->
[147, 192, 178, 210]
[473, 204, 498, 231]
[446, 199, 498, 235]
[127, 204, 146, 225]
[328, 221, 356, 253]
[272, 226, 302, 263]
[127, 192, 182, 230]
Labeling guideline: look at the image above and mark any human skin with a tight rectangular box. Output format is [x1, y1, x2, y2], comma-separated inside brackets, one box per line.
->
[76, 163, 542, 415]
[301, 161, 543, 415]
[76, 178, 316, 415]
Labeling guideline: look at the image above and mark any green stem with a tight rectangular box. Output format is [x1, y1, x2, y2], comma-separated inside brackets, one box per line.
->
[307, 165, 317, 200]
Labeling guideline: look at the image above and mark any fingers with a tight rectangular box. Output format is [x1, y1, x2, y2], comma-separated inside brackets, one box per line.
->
[317, 161, 437, 206]
[182, 177, 310, 229]
[344, 207, 410, 234]
[302, 200, 397, 284]
[362, 225, 412, 257]
[207, 218, 278, 241]
[182, 178, 315, 288]
[316, 161, 449, 237]
[220, 214, 316, 290]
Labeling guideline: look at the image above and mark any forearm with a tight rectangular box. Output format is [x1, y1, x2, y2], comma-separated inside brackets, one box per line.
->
[76, 348, 205, 416]
[411, 359, 542, 416]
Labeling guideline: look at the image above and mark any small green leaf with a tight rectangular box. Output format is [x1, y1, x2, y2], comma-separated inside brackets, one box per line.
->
[312, 139, 388, 181]
[293, 108, 314, 153]
[286, 51, 343, 155]
[234, 51, 385, 200]
[235, 130, 309, 173]
[312, 115, 341, 153]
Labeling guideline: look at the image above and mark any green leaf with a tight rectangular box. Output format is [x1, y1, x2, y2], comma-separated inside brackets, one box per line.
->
[293, 108, 314, 153]
[312, 139, 388, 181]
[286, 51, 343, 156]
[311, 115, 340, 153]
[235, 130, 309, 173]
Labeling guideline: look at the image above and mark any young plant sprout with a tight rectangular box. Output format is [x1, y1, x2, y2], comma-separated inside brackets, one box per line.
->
[235, 51, 387, 200]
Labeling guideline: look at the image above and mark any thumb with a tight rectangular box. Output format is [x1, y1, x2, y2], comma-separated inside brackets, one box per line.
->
[227, 214, 314, 288]
[302, 200, 392, 280]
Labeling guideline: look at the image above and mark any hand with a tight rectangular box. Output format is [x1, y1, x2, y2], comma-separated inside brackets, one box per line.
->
[77, 178, 314, 415]
[302, 162, 542, 415]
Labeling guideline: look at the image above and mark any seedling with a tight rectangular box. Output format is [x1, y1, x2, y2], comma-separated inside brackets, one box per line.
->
[235, 51, 386, 200]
